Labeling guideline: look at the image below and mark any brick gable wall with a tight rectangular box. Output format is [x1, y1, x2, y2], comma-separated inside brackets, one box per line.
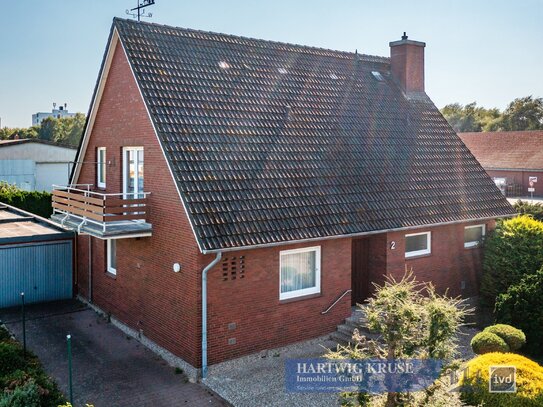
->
[75, 40, 202, 367]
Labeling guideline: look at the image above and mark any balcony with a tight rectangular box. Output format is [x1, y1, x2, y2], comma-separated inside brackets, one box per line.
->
[50, 185, 152, 239]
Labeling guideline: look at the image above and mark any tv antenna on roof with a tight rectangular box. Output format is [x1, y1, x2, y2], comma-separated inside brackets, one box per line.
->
[126, 0, 155, 22]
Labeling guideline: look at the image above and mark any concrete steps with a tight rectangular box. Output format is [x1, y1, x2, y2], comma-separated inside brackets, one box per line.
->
[330, 306, 381, 345]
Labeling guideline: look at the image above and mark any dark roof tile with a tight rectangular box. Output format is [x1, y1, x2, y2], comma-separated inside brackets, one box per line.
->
[114, 18, 514, 251]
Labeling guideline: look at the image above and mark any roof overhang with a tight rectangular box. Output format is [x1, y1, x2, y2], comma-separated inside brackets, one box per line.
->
[200, 213, 516, 254]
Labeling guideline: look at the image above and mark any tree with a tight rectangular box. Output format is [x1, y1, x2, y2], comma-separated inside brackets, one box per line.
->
[440, 96, 543, 132]
[326, 273, 468, 407]
[440, 102, 500, 132]
[38, 117, 58, 141]
[56, 113, 86, 147]
[501, 96, 543, 131]
[2, 114, 86, 147]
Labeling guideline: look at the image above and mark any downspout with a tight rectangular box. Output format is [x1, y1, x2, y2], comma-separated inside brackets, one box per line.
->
[201, 251, 222, 380]
[88, 235, 92, 303]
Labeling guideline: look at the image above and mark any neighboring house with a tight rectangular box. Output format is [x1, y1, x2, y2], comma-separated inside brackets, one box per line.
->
[50, 19, 514, 377]
[0, 139, 76, 191]
[0, 203, 74, 308]
[32, 103, 76, 126]
[459, 131, 543, 197]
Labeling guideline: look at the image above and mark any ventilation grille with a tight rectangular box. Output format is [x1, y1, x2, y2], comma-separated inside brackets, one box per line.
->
[222, 256, 245, 281]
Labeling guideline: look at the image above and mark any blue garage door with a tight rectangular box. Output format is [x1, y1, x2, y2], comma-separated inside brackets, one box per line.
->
[0, 240, 73, 308]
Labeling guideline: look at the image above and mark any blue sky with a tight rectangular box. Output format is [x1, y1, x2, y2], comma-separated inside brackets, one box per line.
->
[0, 0, 541, 128]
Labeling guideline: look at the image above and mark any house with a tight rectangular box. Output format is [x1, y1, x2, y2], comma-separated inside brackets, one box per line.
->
[32, 103, 76, 126]
[459, 131, 543, 197]
[0, 139, 76, 191]
[0, 203, 74, 308]
[49, 19, 514, 378]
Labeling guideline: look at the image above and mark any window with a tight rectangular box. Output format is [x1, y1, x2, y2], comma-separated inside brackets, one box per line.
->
[279, 246, 321, 300]
[464, 224, 486, 248]
[122, 147, 144, 198]
[107, 239, 117, 275]
[405, 232, 431, 258]
[97, 147, 106, 188]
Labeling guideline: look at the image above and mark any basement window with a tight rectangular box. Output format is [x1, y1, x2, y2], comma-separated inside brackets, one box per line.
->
[107, 239, 117, 275]
[464, 224, 485, 248]
[279, 246, 321, 300]
[405, 232, 431, 258]
[97, 147, 106, 188]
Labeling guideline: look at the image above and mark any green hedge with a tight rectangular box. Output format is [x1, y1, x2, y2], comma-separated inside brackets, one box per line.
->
[495, 267, 543, 358]
[481, 215, 543, 304]
[514, 200, 543, 222]
[0, 182, 52, 218]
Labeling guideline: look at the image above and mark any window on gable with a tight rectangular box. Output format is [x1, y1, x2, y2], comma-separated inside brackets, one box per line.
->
[107, 239, 117, 275]
[97, 147, 106, 188]
[279, 246, 321, 300]
[464, 225, 485, 248]
[405, 232, 431, 258]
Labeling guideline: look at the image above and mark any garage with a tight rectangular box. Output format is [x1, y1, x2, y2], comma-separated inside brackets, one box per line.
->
[0, 204, 74, 308]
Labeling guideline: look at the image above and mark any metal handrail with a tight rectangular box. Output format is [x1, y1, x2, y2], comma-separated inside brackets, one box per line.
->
[52, 184, 151, 198]
[321, 289, 352, 315]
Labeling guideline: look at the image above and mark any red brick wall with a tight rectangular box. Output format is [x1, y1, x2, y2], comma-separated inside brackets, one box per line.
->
[385, 221, 493, 297]
[205, 239, 352, 365]
[485, 169, 543, 197]
[75, 40, 202, 367]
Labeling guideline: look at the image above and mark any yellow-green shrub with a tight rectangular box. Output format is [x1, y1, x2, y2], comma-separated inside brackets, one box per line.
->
[471, 331, 509, 354]
[461, 352, 543, 406]
[484, 324, 526, 351]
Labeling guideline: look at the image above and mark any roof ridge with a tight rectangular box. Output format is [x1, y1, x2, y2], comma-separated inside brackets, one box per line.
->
[113, 17, 390, 64]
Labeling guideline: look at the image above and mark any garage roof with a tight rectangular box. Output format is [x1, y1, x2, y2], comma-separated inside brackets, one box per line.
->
[0, 205, 73, 244]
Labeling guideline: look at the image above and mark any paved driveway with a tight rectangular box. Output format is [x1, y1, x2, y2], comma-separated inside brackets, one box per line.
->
[0, 300, 227, 407]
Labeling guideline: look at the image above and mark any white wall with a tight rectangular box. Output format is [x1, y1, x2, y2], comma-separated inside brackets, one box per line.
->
[0, 143, 76, 192]
[0, 143, 76, 163]
[0, 160, 35, 191]
[36, 163, 71, 191]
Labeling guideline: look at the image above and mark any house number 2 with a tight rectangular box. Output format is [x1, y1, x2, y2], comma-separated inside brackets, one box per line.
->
[390, 241, 396, 250]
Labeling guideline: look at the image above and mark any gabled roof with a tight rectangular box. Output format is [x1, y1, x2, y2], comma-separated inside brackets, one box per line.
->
[458, 131, 543, 171]
[93, 18, 513, 252]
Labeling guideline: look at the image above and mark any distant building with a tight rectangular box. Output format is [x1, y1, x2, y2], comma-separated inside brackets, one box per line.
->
[0, 139, 76, 191]
[32, 103, 76, 126]
[459, 130, 543, 197]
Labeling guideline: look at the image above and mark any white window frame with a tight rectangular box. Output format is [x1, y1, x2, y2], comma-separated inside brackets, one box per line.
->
[405, 231, 431, 258]
[279, 246, 321, 300]
[97, 147, 106, 188]
[122, 146, 144, 198]
[107, 239, 117, 275]
[464, 224, 486, 248]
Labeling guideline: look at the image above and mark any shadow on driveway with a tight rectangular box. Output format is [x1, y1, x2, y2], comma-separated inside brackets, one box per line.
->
[0, 299, 227, 407]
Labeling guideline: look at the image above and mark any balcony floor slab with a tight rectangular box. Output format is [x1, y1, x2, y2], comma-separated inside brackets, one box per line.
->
[51, 214, 152, 239]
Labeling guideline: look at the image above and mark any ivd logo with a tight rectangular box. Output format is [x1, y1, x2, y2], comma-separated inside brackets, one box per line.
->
[489, 366, 516, 393]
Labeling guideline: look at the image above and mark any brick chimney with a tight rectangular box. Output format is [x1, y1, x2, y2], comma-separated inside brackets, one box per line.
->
[389, 32, 426, 95]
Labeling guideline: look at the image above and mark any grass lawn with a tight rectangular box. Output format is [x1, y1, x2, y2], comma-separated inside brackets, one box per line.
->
[0, 325, 66, 407]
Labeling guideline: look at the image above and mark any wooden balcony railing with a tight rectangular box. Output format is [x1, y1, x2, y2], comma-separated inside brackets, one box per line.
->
[52, 185, 150, 233]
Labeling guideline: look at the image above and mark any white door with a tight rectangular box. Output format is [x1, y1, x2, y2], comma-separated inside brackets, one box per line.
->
[122, 147, 144, 199]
